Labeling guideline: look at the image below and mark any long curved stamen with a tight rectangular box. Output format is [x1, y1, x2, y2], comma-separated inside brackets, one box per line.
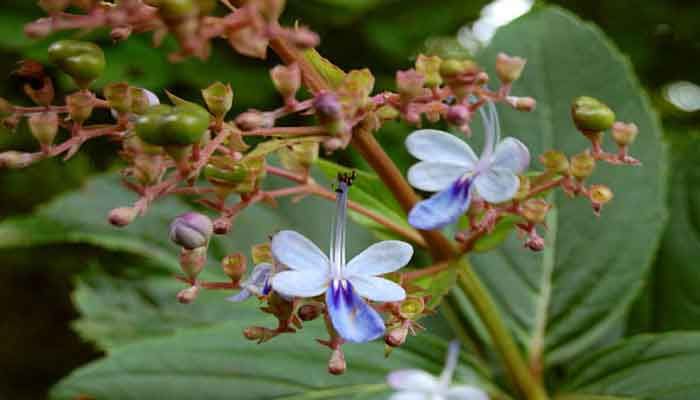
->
[478, 101, 500, 160]
[330, 176, 350, 278]
[439, 340, 460, 387]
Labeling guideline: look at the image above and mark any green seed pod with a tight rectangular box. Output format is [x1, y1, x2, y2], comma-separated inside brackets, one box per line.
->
[203, 162, 249, 186]
[104, 82, 132, 114]
[439, 59, 478, 79]
[571, 96, 616, 133]
[135, 103, 210, 146]
[415, 54, 443, 88]
[539, 150, 570, 175]
[28, 112, 59, 147]
[201, 82, 233, 119]
[66, 91, 94, 124]
[570, 151, 596, 180]
[48, 40, 105, 88]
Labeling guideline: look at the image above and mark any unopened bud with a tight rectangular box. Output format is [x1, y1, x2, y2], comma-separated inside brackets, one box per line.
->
[439, 59, 478, 79]
[170, 212, 213, 249]
[507, 96, 536, 112]
[525, 232, 545, 252]
[515, 175, 531, 200]
[28, 112, 58, 147]
[235, 110, 274, 131]
[520, 199, 551, 225]
[495, 52, 526, 83]
[176, 285, 199, 304]
[376, 104, 400, 121]
[313, 92, 342, 120]
[570, 151, 596, 180]
[415, 54, 443, 88]
[270, 64, 301, 102]
[180, 246, 207, 279]
[0, 151, 38, 169]
[612, 122, 638, 146]
[288, 27, 320, 49]
[385, 325, 408, 347]
[110, 26, 132, 41]
[328, 348, 346, 375]
[108, 206, 137, 227]
[446, 104, 471, 126]
[243, 326, 266, 341]
[104, 82, 132, 114]
[202, 82, 233, 119]
[540, 150, 570, 175]
[571, 96, 615, 133]
[589, 184, 613, 215]
[297, 303, 322, 321]
[66, 91, 95, 124]
[222, 253, 247, 281]
[396, 69, 425, 103]
[213, 217, 232, 235]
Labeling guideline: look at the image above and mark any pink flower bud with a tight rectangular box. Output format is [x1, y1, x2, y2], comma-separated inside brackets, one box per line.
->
[525, 233, 545, 252]
[396, 69, 425, 103]
[328, 348, 346, 375]
[270, 63, 301, 101]
[108, 207, 138, 227]
[385, 325, 408, 347]
[506, 96, 537, 112]
[612, 122, 639, 146]
[213, 217, 232, 235]
[235, 110, 275, 131]
[446, 104, 471, 126]
[176, 285, 199, 304]
[495, 52, 527, 83]
[288, 27, 320, 49]
[313, 92, 342, 120]
[170, 212, 213, 249]
[0, 151, 39, 169]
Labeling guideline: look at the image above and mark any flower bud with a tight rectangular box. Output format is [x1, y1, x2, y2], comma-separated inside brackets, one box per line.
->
[612, 122, 639, 147]
[515, 175, 531, 200]
[376, 104, 400, 121]
[297, 303, 322, 321]
[495, 52, 526, 83]
[415, 54, 443, 88]
[202, 82, 233, 119]
[313, 92, 342, 120]
[28, 112, 58, 147]
[396, 69, 425, 103]
[571, 96, 615, 133]
[288, 26, 320, 49]
[589, 184, 613, 215]
[446, 104, 471, 126]
[108, 206, 137, 227]
[270, 64, 301, 102]
[328, 348, 346, 375]
[180, 246, 207, 279]
[48, 40, 105, 88]
[525, 232, 545, 252]
[539, 150, 570, 174]
[243, 326, 266, 341]
[439, 59, 478, 79]
[66, 91, 95, 124]
[520, 199, 551, 225]
[399, 297, 424, 320]
[222, 253, 247, 282]
[110, 26, 132, 42]
[0, 151, 38, 169]
[506, 96, 536, 112]
[385, 325, 409, 347]
[234, 110, 275, 131]
[213, 217, 232, 235]
[169, 212, 213, 249]
[104, 82, 132, 114]
[570, 151, 596, 180]
[176, 285, 199, 304]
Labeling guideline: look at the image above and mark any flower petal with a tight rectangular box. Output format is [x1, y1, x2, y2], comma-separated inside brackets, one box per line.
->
[389, 392, 430, 400]
[405, 129, 478, 167]
[345, 241, 413, 277]
[407, 161, 471, 192]
[326, 280, 385, 343]
[226, 288, 252, 302]
[473, 167, 519, 203]
[348, 275, 406, 302]
[387, 369, 439, 392]
[446, 386, 489, 400]
[490, 137, 530, 173]
[271, 230, 329, 272]
[408, 179, 472, 230]
[270, 270, 328, 298]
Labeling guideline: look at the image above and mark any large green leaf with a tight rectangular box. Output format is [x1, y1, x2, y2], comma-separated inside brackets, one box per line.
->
[560, 333, 700, 399]
[51, 318, 490, 400]
[461, 7, 667, 364]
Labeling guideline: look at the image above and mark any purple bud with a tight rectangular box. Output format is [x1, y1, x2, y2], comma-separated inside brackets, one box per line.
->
[169, 212, 213, 249]
[446, 104, 471, 126]
[313, 92, 342, 120]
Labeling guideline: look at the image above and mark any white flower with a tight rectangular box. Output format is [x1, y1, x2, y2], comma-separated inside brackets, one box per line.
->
[387, 341, 489, 400]
[406, 101, 530, 230]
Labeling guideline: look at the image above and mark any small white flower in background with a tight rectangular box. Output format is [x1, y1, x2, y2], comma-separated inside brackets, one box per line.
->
[387, 341, 489, 400]
[270, 174, 413, 343]
[406, 101, 530, 230]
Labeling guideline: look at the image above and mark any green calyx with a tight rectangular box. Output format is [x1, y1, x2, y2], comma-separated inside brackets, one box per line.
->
[135, 103, 210, 146]
[571, 96, 616, 132]
[146, 0, 196, 18]
[48, 40, 105, 88]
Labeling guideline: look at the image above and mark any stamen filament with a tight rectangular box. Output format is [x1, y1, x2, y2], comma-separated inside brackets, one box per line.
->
[330, 178, 350, 278]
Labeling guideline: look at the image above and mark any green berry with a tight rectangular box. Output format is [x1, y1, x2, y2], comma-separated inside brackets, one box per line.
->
[571, 96, 616, 132]
[48, 40, 105, 88]
[135, 103, 210, 146]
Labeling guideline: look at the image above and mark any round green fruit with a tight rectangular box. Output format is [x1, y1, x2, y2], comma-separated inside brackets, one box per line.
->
[135, 103, 210, 146]
[571, 96, 616, 132]
[48, 40, 105, 88]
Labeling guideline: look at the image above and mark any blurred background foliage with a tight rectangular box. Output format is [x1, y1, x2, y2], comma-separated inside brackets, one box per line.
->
[0, 0, 698, 398]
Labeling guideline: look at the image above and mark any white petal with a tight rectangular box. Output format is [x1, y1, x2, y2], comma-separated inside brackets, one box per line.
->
[271, 230, 329, 272]
[473, 167, 519, 204]
[270, 270, 328, 298]
[407, 161, 470, 192]
[349, 275, 406, 302]
[405, 129, 478, 167]
[389, 392, 430, 400]
[446, 386, 489, 400]
[387, 369, 439, 392]
[345, 241, 413, 277]
[490, 137, 530, 173]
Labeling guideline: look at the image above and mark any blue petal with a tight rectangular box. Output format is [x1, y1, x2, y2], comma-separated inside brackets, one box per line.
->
[226, 289, 252, 303]
[326, 280, 385, 343]
[408, 179, 472, 230]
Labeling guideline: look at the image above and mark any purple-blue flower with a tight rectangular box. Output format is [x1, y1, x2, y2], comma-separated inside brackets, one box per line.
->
[406, 101, 530, 230]
[270, 178, 413, 343]
[387, 341, 489, 400]
[226, 262, 274, 302]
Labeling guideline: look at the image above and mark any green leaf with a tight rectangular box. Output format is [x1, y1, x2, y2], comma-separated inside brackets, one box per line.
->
[303, 49, 347, 89]
[51, 319, 489, 400]
[561, 333, 700, 399]
[461, 7, 667, 365]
